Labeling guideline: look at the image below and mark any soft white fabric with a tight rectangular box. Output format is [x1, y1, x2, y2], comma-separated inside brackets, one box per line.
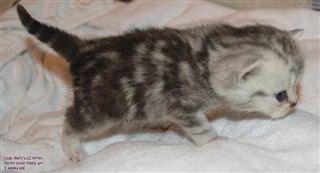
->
[1, 0, 319, 172]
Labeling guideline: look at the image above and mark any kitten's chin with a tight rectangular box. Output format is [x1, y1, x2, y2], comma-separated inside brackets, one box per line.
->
[269, 108, 292, 119]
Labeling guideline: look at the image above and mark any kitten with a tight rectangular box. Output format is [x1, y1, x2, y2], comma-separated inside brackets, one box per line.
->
[16, 4, 304, 161]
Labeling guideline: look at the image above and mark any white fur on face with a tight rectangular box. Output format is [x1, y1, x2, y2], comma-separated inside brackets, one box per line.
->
[215, 50, 301, 119]
[253, 51, 299, 118]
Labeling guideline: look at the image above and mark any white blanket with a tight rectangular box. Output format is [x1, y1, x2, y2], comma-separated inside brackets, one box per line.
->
[1, 0, 319, 172]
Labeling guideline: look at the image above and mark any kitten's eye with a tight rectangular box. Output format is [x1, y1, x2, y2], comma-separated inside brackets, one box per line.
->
[275, 91, 287, 102]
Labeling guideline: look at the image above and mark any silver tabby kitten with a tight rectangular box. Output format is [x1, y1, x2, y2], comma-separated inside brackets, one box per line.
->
[17, 5, 303, 161]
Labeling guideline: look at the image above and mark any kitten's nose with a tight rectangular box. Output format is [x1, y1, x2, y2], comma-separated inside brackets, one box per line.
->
[290, 102, 297, 108]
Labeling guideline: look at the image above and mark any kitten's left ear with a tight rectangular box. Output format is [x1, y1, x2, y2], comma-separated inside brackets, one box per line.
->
[238, 60, 262, 83]
[289, 29, 304, 38]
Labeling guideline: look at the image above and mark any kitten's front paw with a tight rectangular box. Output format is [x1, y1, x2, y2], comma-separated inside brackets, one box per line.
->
[191, 128, 219, 145]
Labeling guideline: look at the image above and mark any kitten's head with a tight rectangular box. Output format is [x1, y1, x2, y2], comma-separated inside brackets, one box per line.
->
[210, 25, 304, 119]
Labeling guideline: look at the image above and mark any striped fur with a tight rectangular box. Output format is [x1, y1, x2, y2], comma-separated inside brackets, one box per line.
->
[17, 4, 304, 161]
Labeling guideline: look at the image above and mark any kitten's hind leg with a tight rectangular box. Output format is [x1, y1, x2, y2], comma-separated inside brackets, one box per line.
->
[62, 123, 87, 162]
[175, 111, 218, 145]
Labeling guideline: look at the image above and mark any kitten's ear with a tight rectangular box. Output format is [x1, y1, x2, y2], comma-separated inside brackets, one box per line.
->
[238, 59, 261, 83]
[289, 29, 304, 38]
[213, 52, 262, 85]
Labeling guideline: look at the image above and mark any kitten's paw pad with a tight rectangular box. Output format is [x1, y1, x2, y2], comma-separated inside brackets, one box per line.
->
[69, 149, 87, 162]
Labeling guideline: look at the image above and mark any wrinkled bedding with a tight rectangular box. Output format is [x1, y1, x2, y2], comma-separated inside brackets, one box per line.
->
[1, 0, 319, 172]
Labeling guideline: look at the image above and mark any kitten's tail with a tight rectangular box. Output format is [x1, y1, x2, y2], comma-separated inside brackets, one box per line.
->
[16, 4, 83, 63]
